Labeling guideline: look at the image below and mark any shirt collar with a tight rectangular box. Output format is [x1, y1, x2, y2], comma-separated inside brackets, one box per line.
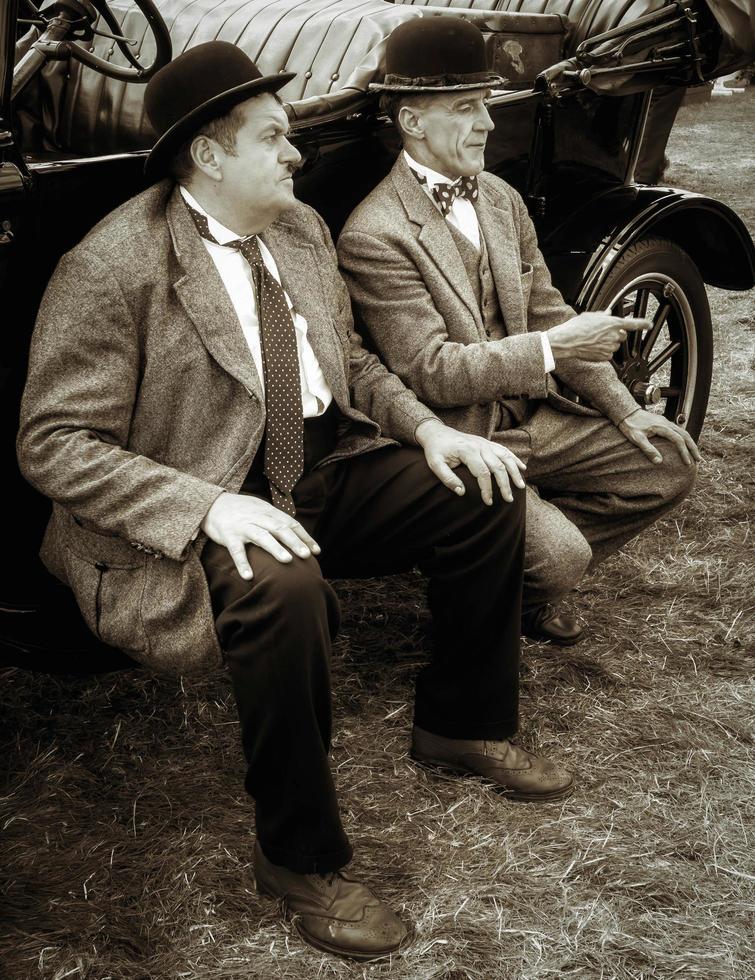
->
[180, 185, 244, 246]
[403, 151, 461, 191]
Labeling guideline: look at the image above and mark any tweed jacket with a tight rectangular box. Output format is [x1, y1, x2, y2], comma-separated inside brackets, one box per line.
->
[17, 181, 437, 674]
[337, 154, 639, 447]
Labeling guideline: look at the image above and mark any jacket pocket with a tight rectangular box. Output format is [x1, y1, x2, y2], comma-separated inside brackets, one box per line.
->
[57, 512, 149, 654]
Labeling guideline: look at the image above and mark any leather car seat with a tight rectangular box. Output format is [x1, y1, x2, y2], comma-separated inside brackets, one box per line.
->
[40, 0, 422, 155]
[35, 0, 672, 156]
[393, 0, 673, 54]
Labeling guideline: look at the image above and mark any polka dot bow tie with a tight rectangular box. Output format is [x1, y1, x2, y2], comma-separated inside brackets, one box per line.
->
[185, 200, 303, 516]
[413, 170, 479, 217]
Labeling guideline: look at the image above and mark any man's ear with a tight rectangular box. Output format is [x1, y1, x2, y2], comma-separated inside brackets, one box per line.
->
[191, 135, 224, 182]
[397, 104, 425, 141]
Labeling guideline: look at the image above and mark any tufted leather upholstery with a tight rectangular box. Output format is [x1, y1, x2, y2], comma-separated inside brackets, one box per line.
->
[394, 0, 673, 52]
[50, 0, 671, 154]
[57, 0, 421, 153]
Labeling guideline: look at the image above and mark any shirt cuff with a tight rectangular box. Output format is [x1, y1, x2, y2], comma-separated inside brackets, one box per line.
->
[540, 332, 556, 374]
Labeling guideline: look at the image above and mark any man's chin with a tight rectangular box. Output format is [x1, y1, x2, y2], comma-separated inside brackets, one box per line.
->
[459, 157, 485, 177]
[278, 181, 297, 205]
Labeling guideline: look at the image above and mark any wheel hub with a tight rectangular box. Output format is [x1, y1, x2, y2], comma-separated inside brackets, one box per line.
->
[620, 357, 650, 385]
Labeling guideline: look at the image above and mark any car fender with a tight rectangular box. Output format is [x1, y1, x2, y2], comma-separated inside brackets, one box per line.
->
[575, 187, 755, 308]
[539, 184, 755, 307]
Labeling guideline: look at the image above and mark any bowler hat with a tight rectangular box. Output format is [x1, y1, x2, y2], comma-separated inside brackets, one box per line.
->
[371, 18, 504, 92]
[144, 41, 295, 179]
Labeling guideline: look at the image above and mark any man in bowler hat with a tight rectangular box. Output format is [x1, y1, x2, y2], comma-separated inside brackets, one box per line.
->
[338, 18, 700, 648]
[17, 41, 574, 961]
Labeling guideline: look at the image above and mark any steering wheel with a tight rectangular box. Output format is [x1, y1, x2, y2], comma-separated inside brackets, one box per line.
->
[14, 0, 171, 95]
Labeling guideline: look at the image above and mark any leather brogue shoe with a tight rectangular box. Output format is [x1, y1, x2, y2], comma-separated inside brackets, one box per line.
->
[254, 843, 408, 961]
[522, 603, 584, 646]
[411, 726, 574, 802]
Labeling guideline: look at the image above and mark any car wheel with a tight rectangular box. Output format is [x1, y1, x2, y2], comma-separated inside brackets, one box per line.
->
[591, 236, 713, 440]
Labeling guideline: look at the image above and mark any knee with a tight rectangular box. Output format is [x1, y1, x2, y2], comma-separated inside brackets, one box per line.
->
[654, 447, 699, 504]
[456, 467, 527, 526]
[487, 482, 527, 533]
[670, 456, 698, 502]
[529, 523, 592, 597]
[219, 554, 340, 647]
[254, 556, 335, 614]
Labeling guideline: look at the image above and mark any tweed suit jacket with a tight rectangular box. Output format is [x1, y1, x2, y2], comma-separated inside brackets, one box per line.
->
[337, 154, 639, 449]
[17, 180, 437, 674]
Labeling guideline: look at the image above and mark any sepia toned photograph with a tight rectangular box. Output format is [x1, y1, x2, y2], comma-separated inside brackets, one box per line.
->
[1, 0, 753, 977]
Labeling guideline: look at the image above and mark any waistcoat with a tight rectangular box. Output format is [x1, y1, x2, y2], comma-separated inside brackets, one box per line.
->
[448, 222, 529, 428]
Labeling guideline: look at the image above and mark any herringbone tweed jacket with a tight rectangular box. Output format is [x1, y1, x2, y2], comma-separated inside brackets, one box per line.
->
[338, 154, 638, 447]
[17, 181, 436, 674]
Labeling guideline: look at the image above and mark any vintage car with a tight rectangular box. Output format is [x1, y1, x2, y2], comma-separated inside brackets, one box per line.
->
[1, 0, 753, 670]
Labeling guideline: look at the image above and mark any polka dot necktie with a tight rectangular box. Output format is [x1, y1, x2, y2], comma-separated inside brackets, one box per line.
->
[412, 170, 479, 217]
[185, 202, 303, 516]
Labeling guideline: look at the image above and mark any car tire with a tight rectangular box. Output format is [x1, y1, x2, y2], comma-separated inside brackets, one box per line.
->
[591, 236, 713, 440]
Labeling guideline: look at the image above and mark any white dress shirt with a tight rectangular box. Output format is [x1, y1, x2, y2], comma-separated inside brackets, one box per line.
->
[180, 186, 333, 418]
[404, 150, 481, 249]
[403, 152, 555, 374]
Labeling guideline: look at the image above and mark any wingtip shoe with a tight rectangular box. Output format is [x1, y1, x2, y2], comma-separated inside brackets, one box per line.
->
[522, 604, 585, 646]
[411, 726, 574, 802]
[254, 843, 409, 961]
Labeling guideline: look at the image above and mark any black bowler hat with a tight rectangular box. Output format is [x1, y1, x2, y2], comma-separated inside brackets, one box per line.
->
[371, 17, 504, 92]
[144, 41, 295, 179]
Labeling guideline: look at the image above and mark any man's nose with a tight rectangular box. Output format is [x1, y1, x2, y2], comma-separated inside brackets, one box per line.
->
[476, 103, 495, 132]
[281, 137, 302, 168]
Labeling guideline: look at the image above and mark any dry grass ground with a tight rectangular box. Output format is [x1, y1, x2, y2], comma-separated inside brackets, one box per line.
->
[1, 94, 753, 980]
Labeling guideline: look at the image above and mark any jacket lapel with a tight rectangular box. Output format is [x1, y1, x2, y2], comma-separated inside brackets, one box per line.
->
[261, 216, 350, 406]
[390, 156, 483, 330]
[166, 188, 264, 400]
[476, 181, 528, 335]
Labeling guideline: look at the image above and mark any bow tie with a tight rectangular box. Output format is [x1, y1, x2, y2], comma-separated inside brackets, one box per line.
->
[412, 170, 479, 217]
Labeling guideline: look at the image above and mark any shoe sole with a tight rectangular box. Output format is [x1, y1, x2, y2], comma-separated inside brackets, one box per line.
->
[255, 879, 406, 962]
[522, 631, 584, 647]
[411, 754, 575, 802]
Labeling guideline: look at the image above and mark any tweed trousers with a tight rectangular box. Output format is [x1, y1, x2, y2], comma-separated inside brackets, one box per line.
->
[496, 404, 698, 610]
[445, 222, 696, 610]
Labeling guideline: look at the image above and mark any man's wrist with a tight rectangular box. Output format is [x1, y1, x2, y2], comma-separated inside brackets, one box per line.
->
[200, 490, 228, 535]
[618, 406, 642, 429]
[415, 417, 445, 447]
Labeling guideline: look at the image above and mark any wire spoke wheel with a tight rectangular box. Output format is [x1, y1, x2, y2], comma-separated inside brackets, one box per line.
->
[592, 237, 712, 440]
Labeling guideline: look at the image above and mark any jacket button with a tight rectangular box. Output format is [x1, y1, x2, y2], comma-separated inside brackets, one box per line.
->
[94, 561, 108, 572]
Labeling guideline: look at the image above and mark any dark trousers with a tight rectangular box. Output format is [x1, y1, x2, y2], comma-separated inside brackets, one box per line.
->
[201, 420, 526, 874]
